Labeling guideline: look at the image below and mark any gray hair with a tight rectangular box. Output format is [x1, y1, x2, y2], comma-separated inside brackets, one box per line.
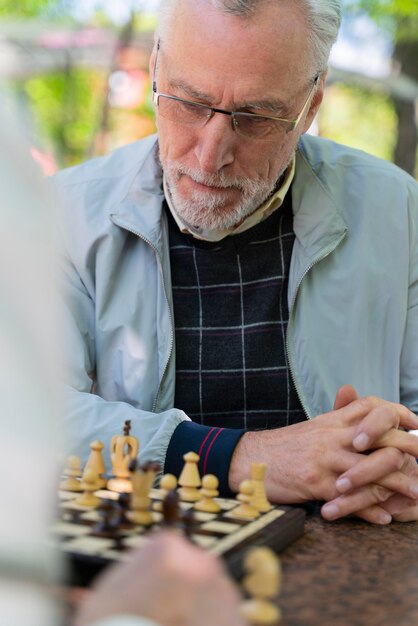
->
[157, 0, 341, 74]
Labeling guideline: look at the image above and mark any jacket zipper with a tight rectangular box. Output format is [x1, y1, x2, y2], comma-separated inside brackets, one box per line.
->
[110, 218, 174, 413]
[286, 230, 348, 419]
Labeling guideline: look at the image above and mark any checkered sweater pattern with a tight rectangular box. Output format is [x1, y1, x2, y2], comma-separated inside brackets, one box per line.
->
[167, 192, 306, 431]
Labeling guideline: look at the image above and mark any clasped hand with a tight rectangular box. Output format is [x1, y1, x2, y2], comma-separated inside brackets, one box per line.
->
[231, 385, 418, 524]
[320, 385, 418, 524]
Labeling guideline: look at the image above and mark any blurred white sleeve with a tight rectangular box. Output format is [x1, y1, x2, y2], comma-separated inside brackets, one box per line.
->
[0, 107, 63, 625]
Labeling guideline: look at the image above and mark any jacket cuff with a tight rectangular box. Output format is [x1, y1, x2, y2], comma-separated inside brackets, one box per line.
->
[164, 421, 246, 497]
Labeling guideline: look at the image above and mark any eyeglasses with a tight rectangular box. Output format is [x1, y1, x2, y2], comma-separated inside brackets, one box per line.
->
[152, 41, 319, 142]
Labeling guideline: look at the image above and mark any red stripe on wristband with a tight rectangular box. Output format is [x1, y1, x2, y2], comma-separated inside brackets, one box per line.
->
[198, 427, 217, 459]
[203, 428, 224, 476]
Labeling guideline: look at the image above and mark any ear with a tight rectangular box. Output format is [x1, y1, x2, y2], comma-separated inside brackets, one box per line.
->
[302, 70, 327, 133]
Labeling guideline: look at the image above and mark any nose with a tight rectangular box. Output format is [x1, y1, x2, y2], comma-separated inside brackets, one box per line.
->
[193, 111, 236, 173]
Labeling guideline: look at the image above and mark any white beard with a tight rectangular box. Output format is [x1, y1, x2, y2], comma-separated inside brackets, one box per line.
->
[161, 158, 281, 232]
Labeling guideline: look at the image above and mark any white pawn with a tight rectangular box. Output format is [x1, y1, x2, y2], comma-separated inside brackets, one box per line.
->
[194, 474, 221, 513]
[178, 451, 201, 502]
[154, 473, 178, 512]
[231, 480, 259, 521]
[85, 440, 107, 488]
[74, 468, 101, 507]
[241, 547, 282, 625]
[60, 455, 83, 492]
[251, 462, 271, 513]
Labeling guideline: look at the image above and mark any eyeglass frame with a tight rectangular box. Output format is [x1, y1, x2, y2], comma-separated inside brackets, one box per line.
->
[151, 39, 320, 139]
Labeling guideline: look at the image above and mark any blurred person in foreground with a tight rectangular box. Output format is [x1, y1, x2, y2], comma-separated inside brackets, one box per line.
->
[0, 109, 246, 626]
[53, 0, 418, 525]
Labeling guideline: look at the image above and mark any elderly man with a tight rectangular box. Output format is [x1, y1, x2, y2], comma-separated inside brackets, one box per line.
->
[55, 0, 418, 526]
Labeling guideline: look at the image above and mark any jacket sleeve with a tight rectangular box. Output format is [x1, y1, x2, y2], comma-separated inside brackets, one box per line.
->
[60, 249, 188, 472]
[400, 179, 418, 417]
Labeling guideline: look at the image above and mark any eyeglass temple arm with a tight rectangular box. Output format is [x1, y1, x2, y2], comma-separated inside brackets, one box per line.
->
[288, 74, 320, 132]
[152, 39, 161, 94]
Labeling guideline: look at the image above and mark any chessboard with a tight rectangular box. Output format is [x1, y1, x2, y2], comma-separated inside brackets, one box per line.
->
[51, 485, 305, 586]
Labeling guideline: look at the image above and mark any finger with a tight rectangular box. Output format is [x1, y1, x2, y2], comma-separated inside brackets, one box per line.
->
[352, 403, 418, 451]
[335, 447, 406, 493]
[393, 501, 418, 522]
[352, 405, 402, 451]
[382, 493, 418, 518]
[321, 483, 393, 522]
[351, 505, 393, 525]
[373, 429, 418, 458]
[333, 385, 359, 411]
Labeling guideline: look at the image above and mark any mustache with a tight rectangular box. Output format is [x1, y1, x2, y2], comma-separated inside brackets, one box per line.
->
[165, 161, 263, 195]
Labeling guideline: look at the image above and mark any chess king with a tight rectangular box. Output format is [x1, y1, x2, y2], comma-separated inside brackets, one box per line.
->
[108, 420, 139, 493]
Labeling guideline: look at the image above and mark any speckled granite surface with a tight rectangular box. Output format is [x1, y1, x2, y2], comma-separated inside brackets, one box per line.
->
[278, 511, 418, 626]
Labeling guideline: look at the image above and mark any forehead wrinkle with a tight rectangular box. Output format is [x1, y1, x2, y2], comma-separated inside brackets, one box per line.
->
[167, 77, 214, 102]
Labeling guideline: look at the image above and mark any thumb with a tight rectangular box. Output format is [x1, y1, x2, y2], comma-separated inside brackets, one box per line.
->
[333, 385, 359, 410]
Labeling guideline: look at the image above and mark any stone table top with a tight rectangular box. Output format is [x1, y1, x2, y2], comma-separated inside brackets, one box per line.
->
[277, 509, 418, 626]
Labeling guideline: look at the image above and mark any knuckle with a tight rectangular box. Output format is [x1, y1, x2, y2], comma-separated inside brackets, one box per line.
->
[385, 446, 405, 471]
[371, 484, 392, 503]
[358, 396, 376, 413]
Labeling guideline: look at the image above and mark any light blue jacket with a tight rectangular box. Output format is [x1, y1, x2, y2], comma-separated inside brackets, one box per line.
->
[54, 133, 418, 467]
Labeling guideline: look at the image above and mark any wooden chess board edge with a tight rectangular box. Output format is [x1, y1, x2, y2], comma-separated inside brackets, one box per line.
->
[224, 506, 306, 580]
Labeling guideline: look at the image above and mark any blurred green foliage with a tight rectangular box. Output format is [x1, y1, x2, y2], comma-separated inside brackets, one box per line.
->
[22, 68, 107, 166]
[319, 85, 397, 160]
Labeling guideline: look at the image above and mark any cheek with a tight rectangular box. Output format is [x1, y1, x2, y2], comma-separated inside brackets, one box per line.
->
[157, 117, 195, 163]
[235, 144, 289, 182]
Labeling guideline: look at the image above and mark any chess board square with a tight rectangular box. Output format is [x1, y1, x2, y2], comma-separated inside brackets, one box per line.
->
[58, 490, 79, 501]
[123, 535, 151, 549]
[61, 501, 92, 512]
[119, 526, 145, 536]
[62, 536, 114, 554]
[95, 489, 119, 500]
[193, 512, 217, 522]
[191, 535, 217, 548]
[179, 502, 193, 511]
[200, 521, 242, 534]
[51, 522, 90, 537]
[80, 510, 100, 522]
[215, 498, 238, 511]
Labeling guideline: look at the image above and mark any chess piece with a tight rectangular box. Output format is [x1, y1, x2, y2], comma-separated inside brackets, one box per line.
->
[231, 480, 259, 521]
[107, 420, 139, 493]
[74, 468, 101, 507]
[154, 473, 178, 512]
[114, 492, 133, 529]
[128, 460, 160, 526]
[181, 507, 197, 538]
[162, 489, 180, 528]
[85, 440, 107, 488]
[178, 451, 201, 502]
[250, 462, 271, 513]
[241, 547, 282, 625]
[194, 474, 221, 513]
[60, 455, 83, 491]
[91, 499, 118, 538]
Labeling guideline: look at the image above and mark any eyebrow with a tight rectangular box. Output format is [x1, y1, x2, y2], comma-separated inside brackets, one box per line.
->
[167, 77, 291, 116]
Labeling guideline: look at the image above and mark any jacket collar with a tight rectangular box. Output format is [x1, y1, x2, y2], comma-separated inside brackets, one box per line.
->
[293, 135, 347, 262]
[111, 135, 166, 253]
